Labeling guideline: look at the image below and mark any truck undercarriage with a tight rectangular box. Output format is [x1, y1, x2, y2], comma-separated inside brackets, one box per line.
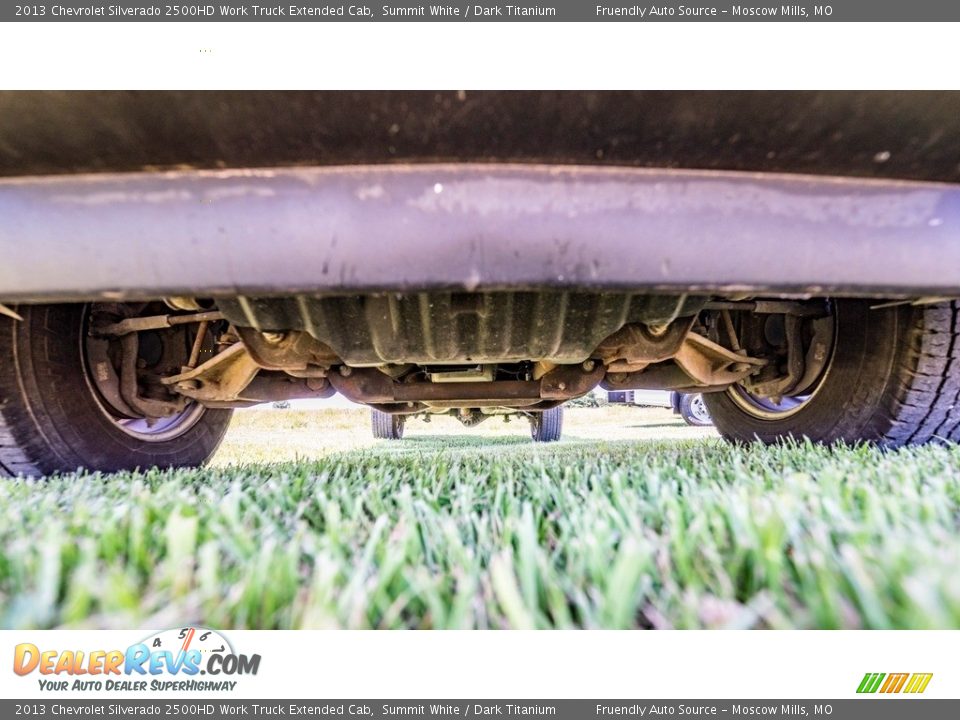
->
[2, 92, 959, 475]
[77, 292, 826, 415]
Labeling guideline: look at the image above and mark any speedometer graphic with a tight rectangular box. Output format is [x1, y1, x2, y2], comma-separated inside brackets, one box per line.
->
[140, 627, 234, 658]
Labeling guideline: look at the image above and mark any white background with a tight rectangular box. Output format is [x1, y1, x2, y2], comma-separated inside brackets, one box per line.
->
[0, 22, 958, 89]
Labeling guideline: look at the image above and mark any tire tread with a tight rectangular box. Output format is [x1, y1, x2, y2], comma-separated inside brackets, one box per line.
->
[887, 301, 960, 444]
[371, 409, 404, 439]
[531, 406, 563, 442]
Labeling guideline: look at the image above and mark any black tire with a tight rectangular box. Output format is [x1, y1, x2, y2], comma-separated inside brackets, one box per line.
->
[678, 393, 713, 427]
[0, 304, 233, 477]
[704, 300, 960, 446]
[530, 406, 563, 442]
[371, 409, 405, 439]
[670, 391, 683, 414]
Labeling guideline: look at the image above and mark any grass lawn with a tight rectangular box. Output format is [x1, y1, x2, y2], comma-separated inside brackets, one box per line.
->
[2, 406, 960, 630]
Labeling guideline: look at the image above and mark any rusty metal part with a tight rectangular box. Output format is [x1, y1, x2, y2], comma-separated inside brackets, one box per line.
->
[456, 409, 490, 427]
[200, 374, 336, 408]
[674, 333, 767, 387]
[597, 317, 696, 373]
[326, 369, 396, 405]
[242, 375, 334, 402]
[532, 361, 557, 380]
[235, 327, 338, 378]
[779, 315, 805, 397]
[85, 335, 140, 418]
[187, 321, 210, 369]
[119, 333, 187, 418]
[602, 332, 767, 392]
[370, 399, 565, 416]
[720, 309, 741, 352]
[603, 363, 711, 393]
[328, 362, 603, 407]
[540, 362, 605, 400]
[742, 315, 806, 400]
[161, 342, 261, 403]
[376, 364, 416, 379]
[793, 315, 836, 395]
[420, 399, 544, 409]
[93, 310, 225, 337]
[367, 403, 428, 415]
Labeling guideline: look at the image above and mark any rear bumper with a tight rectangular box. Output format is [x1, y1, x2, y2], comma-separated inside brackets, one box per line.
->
[1, 163, 959, 302]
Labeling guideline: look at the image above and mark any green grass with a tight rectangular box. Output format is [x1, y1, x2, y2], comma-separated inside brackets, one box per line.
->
[2, 407, 960, 630]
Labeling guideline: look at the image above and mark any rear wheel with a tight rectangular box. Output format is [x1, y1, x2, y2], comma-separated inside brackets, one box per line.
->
[0, 304, 232, 477]
[530, 406, 564, 442]
[371, 409, 405, 439]
[704, 300, 960, 446]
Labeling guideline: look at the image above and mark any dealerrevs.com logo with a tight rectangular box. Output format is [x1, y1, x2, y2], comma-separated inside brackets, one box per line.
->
[857, 672, 933, 694]
[13, 627, 261, 693]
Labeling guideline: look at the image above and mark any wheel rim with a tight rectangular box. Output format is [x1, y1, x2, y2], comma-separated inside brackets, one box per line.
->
[99, 405, 206, 442]
[727, 386, 817, 420]
[688, 394, 711, 424]
[81, 306, 206, 442]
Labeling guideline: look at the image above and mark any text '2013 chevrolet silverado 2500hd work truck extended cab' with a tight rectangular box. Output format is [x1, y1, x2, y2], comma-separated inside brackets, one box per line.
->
[1, 91, 960, 475]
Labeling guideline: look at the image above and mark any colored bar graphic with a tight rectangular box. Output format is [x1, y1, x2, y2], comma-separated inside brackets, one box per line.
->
[904, 673, 934, 694]
[881, 673, 909, 693]
[893, 673, 910, 693]
[857, 672, 933, 694]
[857, 673, 885, 693]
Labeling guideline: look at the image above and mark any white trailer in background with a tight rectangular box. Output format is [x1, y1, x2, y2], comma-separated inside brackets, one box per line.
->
[606, 390, 713, 427]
